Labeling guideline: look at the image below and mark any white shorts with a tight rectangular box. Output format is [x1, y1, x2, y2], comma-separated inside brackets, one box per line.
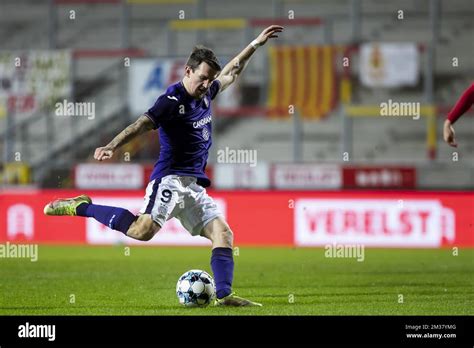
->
[139, 175, 222, 236]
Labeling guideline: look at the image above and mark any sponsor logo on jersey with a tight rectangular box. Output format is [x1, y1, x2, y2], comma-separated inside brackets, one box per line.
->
[193, 115, 212, 128]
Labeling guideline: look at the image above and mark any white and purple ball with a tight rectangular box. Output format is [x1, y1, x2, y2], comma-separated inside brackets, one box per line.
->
[176, 270, 216, 307]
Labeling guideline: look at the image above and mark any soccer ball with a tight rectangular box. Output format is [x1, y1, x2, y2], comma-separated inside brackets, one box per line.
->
[176, 269, 216, 307]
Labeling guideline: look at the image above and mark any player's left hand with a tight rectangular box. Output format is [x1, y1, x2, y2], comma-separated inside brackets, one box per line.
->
[253, 25, 284, 47]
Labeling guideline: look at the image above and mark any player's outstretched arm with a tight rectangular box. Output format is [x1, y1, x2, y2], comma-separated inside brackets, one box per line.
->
[444, 83, 474, 147]
[94, 115, 155, 161]
[217, 25, 283, 92]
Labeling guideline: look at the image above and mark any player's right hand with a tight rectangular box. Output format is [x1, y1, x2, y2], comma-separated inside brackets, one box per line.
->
[443, 120, 458, 147]
[94, 146, 114, 161]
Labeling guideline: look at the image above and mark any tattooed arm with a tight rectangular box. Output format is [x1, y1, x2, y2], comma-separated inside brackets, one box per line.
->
[94, 115, 155, 161]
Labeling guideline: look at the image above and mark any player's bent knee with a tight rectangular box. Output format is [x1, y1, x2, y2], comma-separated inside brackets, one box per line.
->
[127, 215, 160, 241]
[135, 224, 159, 241]
[135, 227, 155, 241]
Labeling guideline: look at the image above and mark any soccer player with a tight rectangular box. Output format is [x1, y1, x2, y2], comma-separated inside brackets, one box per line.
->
[443, 82, 474, 147]
[44, 25, 283, 307]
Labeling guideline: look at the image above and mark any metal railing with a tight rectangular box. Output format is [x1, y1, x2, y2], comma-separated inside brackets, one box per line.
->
[0, 58, 130, 184]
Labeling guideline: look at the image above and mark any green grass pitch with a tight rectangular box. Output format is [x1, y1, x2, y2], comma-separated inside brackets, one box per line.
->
[0, 246, 472, 315]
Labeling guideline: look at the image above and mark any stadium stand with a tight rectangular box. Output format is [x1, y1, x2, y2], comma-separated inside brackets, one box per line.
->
[0, 0, 472, 187]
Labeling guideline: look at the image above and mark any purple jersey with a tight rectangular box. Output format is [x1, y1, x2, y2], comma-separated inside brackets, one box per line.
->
[145, 80, 221, 187]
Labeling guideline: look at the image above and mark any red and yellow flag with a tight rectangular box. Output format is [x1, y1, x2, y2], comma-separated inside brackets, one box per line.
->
[268, 46, 339, 119]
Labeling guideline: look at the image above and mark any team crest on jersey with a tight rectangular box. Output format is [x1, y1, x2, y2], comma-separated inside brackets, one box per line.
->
[202, 127, 210, 140]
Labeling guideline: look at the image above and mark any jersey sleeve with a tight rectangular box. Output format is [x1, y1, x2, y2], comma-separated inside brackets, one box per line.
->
[145, 94, 177, 129]
[208, 80, 221, 100]
[447, 83, 474, 124]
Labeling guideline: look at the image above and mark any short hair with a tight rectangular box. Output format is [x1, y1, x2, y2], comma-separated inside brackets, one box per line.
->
[186, 45, 221, 72]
